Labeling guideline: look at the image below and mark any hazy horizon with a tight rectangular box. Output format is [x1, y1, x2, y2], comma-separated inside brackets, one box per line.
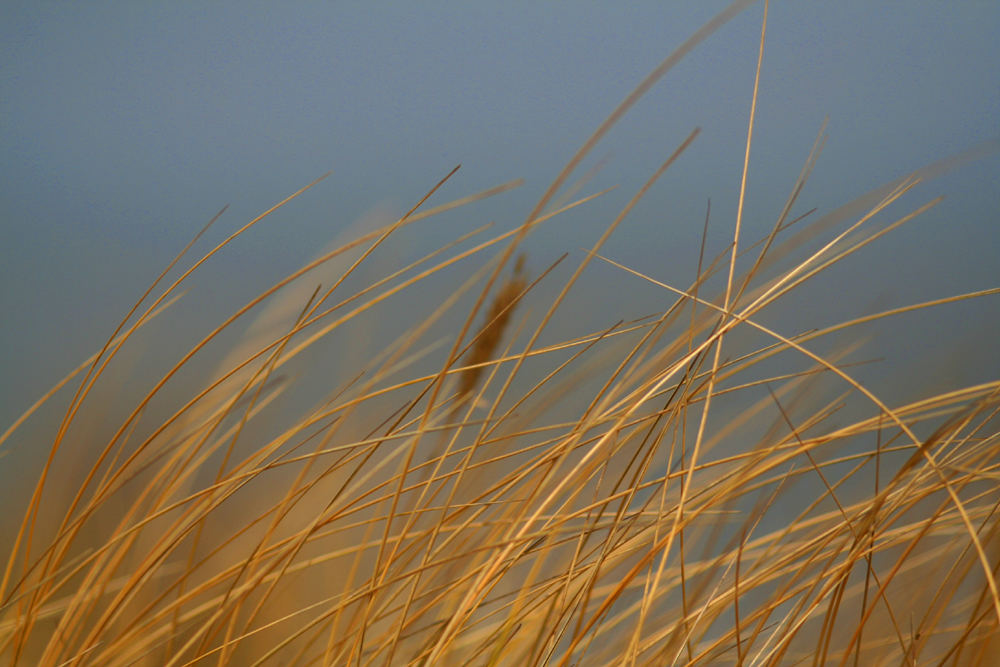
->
[2, 1, 998, 433]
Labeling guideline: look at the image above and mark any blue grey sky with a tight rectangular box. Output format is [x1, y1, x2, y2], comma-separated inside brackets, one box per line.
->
[2, 1, 998, 430]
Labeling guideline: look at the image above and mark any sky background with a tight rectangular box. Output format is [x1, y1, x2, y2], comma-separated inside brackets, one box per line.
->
[1, 1, 998, 435]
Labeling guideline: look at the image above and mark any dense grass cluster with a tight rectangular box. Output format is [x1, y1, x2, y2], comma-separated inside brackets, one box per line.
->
[3, 3, 998, 665]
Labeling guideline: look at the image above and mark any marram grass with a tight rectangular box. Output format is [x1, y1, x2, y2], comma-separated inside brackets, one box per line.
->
[3, 5, 999, 667]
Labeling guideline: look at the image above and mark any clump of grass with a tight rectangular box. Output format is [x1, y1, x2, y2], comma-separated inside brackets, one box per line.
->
[2, 3, 999, 665]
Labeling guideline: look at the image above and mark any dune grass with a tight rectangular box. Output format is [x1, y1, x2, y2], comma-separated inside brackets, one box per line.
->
[2, 3, 999, 665]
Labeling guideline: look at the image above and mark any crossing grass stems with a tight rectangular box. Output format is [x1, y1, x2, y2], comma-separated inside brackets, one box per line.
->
[2, 2, 999, 665]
